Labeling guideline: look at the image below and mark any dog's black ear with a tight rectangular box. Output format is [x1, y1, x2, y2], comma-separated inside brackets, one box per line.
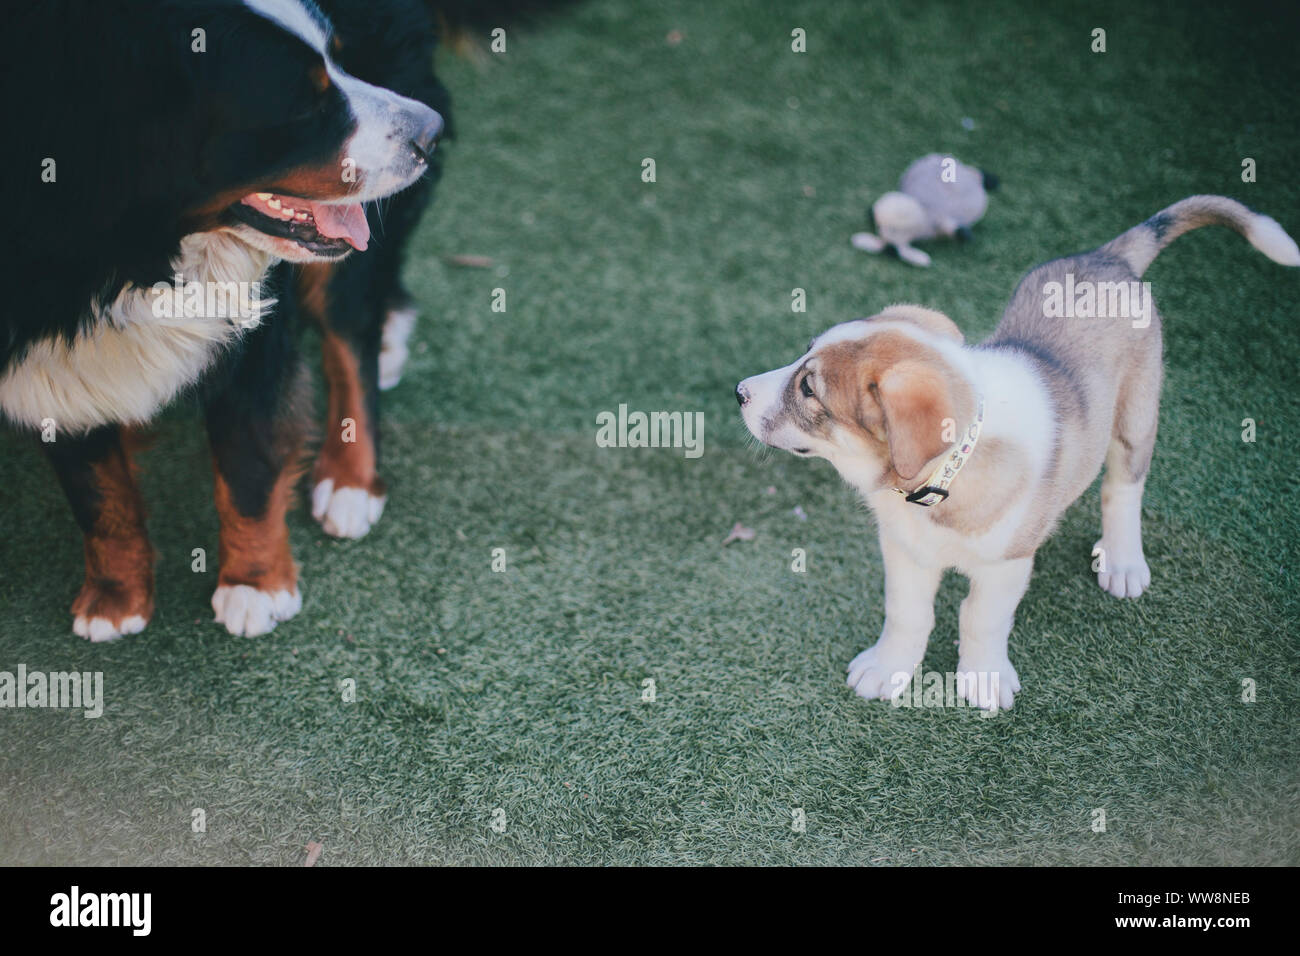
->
[981, 169, 1000, 192]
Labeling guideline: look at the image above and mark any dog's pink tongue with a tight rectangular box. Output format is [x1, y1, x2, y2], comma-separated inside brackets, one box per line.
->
[308, 201, 369, 251]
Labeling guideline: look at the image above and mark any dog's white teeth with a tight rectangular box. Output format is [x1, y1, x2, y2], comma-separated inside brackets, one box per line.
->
[255, 192, 272, 200]
[281, 207, 296, 218]
[295, 212, 309, 221]
[267, 198, 281, 210]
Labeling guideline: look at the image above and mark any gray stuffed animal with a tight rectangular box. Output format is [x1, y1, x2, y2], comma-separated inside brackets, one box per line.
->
[851, 154, 999, 266]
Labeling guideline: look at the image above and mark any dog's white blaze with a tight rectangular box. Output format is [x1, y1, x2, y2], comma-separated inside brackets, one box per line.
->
[742, 320, 956, 455]
[329, 68, 436, 200]
[0, 233, 271, 432]
[737, 362, 794, 445]
[246, 0, 434, 203]
[243, 0, 328, 52]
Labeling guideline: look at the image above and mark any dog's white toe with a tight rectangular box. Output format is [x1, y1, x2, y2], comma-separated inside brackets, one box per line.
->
[955, 653, 1021, 711]
[1094, 539, 1151, 599]
[846, 642, 922, 703]
[212, 584, 301, 637]
[73, 614, 147, 643]
[312, 479, 386, 539]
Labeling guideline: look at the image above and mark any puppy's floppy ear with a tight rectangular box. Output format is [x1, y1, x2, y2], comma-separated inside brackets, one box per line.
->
[874, 359, 959, 481]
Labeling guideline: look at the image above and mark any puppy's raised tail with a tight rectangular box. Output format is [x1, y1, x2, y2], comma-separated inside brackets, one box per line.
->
[1101, 195, 1300, 277]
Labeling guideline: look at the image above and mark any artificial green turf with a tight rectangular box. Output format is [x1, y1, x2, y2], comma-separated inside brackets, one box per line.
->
[1, 0, 1298, 865]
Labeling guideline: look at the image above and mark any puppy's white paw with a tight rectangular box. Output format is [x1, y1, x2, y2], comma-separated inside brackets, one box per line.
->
[846, 642, 923, 703]
[212, 584, 301, 637]
[378, 306, 418, 391]
[954, 653, 1020, 711]
[312, 479, 386, 540]
[1093, 539, 1151, 599]
[73, 614, 147, 643]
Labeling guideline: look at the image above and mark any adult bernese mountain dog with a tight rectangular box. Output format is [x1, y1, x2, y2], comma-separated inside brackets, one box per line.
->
[1, 0, 450, 639]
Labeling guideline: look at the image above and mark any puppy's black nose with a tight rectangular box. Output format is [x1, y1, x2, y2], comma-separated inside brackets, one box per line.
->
[411, 111, 444, 162]
[735, 383, 751, 407]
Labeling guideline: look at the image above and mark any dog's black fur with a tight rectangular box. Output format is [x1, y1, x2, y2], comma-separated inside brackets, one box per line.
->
[1, 0, 451, 638]
[4, 0, 364, 367]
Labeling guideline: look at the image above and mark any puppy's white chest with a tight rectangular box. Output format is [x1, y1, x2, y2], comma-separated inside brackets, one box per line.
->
[870, 491, 1012, 572]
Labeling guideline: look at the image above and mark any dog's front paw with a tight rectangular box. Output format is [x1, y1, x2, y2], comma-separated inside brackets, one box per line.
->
[1093, 539, 1151, 599]
[955, 653, 1020, 711]
[212, 584, 301, 637]
[846, 642, 923, 703]
[312, 478, 386, 540]
[71, 578, 153, 643]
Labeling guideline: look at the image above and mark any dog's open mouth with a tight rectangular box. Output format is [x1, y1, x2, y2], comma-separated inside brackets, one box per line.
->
[229, 192, 370, 256]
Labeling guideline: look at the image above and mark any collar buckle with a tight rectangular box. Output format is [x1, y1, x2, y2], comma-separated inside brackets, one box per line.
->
[891, 397, 984, 508]
[904, 485, 950, 506]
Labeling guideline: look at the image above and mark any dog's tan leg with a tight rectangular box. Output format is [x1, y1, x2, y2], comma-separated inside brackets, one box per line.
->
[209, 456, 303, 637]
[312, 330, 387, 538]
[44, 426, 155, 641]
[1095, 460, 1152, 599]
[298, 263, 388, 540]
[204, 334, 309, 638]
[1095, 368, 1160, 599]
[956, 557, 1033, 711]
[847, 531, 943, 702]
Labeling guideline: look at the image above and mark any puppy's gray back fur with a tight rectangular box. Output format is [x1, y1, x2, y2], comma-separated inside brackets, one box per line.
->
[979, 195, 1297, 550]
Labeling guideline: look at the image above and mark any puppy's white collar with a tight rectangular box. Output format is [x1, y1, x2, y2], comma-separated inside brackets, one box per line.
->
[894, 399, 984, 506]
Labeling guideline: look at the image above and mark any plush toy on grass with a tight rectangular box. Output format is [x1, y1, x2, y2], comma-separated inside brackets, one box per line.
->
[851, 153, 999, 267]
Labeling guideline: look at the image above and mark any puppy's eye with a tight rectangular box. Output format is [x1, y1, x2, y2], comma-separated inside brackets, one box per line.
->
[799, 375, 815, 399]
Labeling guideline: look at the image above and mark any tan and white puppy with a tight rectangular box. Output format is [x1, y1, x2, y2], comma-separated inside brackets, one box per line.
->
[740, 195, 1299, 709]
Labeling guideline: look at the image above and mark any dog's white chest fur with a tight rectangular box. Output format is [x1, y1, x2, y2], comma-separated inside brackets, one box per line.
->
[0, 233, 272, 433]
[870, 490, 1026, 572]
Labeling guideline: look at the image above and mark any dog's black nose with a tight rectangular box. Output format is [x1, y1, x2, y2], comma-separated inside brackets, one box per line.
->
[411, 111, 444, 162]
[735, 383, 751, 407]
